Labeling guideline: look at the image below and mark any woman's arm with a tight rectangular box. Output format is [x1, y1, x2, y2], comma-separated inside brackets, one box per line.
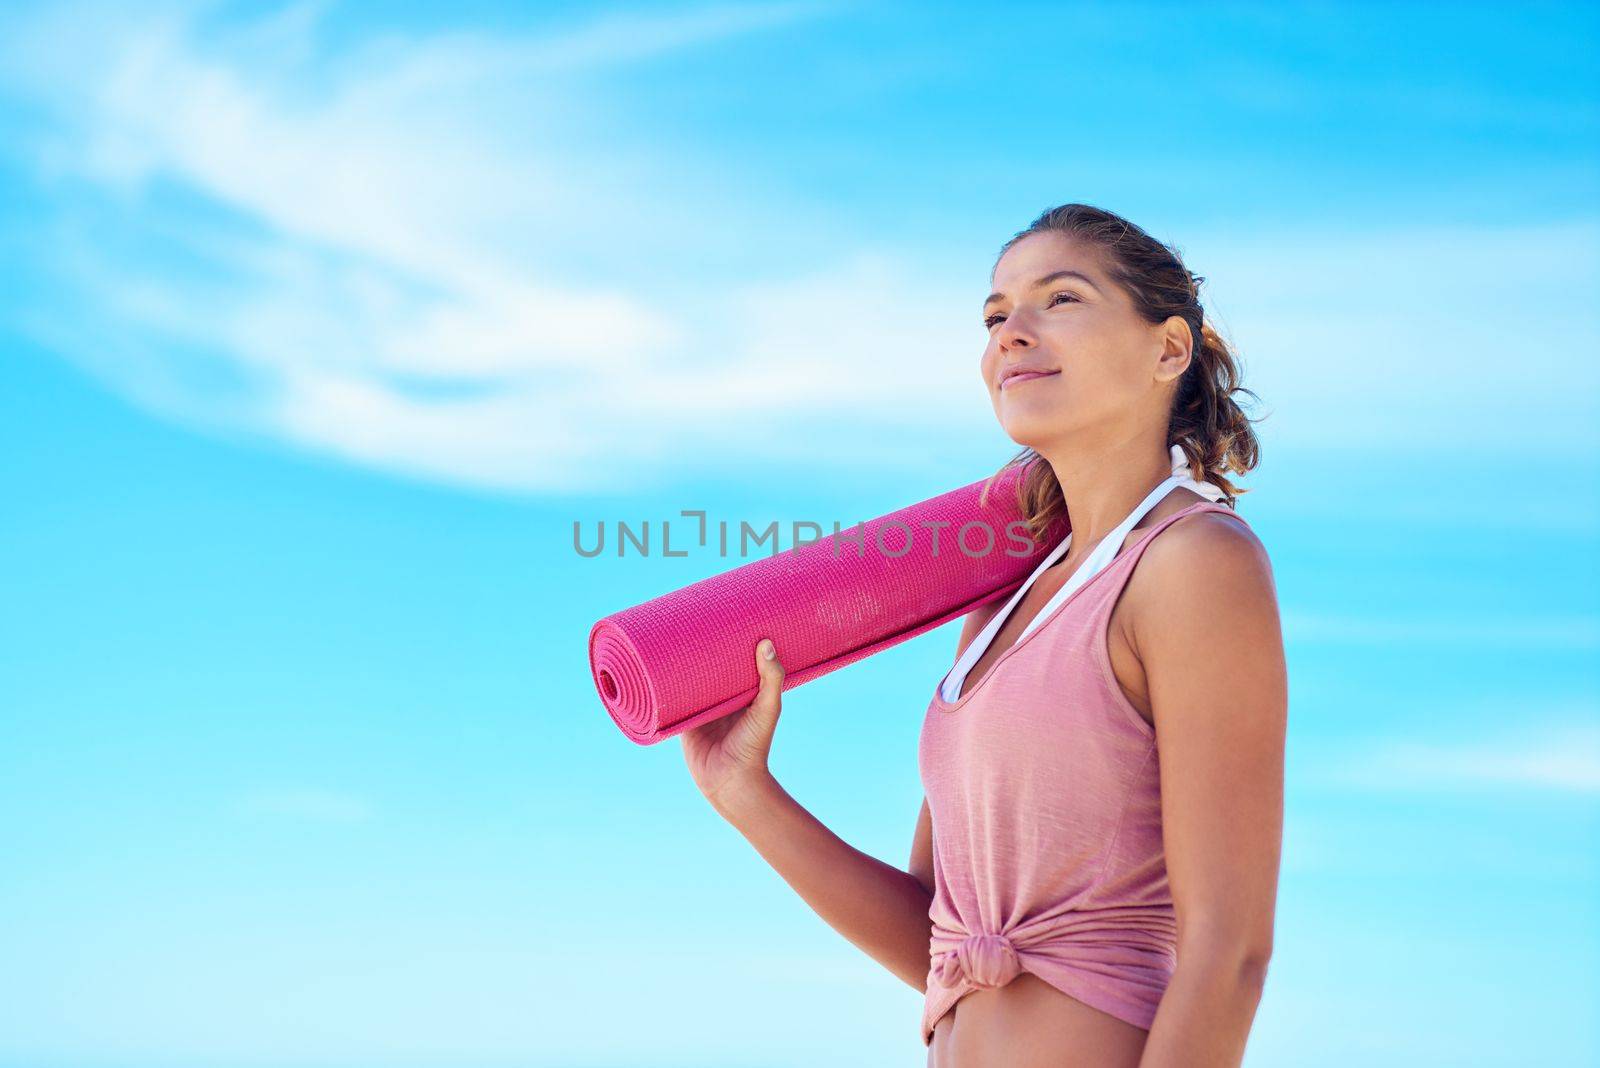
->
[713, 773, 936, 990]
[1127, 512, 1287, 1068]
[689, 609, 992, 991]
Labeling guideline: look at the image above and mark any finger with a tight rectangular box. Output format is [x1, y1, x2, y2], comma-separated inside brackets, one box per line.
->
[743, 638, 786, 735]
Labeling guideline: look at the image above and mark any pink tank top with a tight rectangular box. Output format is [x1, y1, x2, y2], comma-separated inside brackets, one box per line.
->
[918, 499, 1250, 1047]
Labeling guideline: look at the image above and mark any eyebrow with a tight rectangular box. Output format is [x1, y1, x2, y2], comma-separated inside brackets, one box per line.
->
[984, 270, 1101, 310]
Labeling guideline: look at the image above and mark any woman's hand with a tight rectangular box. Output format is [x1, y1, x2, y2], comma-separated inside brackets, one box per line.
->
[681, 638, 785, 811]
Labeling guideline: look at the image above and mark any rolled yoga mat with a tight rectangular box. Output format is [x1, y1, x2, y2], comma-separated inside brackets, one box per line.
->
[587, 464, 1071, 745]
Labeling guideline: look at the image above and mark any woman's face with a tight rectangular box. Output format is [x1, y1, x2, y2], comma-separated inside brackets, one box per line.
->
[980, 232, 1183, 449]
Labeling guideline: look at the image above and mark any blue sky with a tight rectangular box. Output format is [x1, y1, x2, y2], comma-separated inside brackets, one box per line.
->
[1, 2, 1596, 1066]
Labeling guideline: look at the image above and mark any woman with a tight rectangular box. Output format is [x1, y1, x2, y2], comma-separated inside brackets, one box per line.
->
[682, 203, 1287, 1067]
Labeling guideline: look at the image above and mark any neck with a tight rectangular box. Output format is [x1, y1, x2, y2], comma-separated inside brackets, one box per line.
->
[1035, 431, 1173, 551]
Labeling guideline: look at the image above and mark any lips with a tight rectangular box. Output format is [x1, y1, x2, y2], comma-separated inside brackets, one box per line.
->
[999, 369, 1061, 391]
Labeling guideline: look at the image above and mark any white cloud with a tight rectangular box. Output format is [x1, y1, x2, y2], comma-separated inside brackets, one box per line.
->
[1328, 718, 1600, 795]
[3, 0, 993, 493]
[1283, 611, 1600, 649]
[2, 2, 1595, 497]
[1193, 217, 1600, 452]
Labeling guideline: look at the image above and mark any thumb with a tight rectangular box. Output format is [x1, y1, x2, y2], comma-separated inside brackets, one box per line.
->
[742, 638, 786, 739]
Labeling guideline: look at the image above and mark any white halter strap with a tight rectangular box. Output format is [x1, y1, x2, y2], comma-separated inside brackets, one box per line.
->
[938, 446, 1229, 702]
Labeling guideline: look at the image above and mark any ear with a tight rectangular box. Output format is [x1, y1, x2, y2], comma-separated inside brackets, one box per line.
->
[1153, 315, 1194, 384]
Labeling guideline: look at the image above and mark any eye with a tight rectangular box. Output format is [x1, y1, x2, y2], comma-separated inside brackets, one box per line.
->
[983, 291, 1081, 330]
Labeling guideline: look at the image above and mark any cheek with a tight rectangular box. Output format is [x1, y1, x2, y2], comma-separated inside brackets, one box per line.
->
[1055, 354, 1134, 412]
[979, 344, 999, 382]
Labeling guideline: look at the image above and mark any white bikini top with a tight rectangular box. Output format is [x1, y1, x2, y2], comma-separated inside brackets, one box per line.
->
[938, 445, 1233, 703]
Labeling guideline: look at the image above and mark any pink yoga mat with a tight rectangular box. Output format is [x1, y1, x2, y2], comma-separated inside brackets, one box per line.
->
[587, 464, 1071, 745]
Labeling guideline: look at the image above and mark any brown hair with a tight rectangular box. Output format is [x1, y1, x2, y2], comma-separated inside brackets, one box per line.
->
[979, 203, 1263, 543]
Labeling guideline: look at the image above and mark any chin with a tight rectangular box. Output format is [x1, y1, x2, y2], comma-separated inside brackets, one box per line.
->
[995, 398, 1079, 443]
[997, 414, 1068, 449]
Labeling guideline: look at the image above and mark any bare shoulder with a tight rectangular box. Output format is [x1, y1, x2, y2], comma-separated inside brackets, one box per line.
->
[1154, 506, 1269, 565]
[1127, 508, 1278, 621]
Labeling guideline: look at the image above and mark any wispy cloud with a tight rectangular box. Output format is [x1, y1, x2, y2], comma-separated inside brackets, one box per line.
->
[1, 2, 1595, 497]
[1284, 611, 1600, 649]
[1196, 218, 1600, 453]
[4, 1, 979, 493]
[1327, 718, 1600, 795]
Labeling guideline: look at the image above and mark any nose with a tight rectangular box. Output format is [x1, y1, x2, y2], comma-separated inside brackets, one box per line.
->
[998, 331, 1032, 355]
[995, 308, 1034, 352]
[932, 932, 1022, 989]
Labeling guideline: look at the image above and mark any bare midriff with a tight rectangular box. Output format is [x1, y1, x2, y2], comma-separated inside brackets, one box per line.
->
[926, 973, 1148, 1068]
